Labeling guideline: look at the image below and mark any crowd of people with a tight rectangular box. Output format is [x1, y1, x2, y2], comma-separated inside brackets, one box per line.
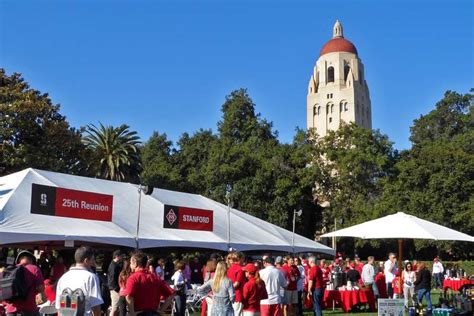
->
[0, 246, 467, 316]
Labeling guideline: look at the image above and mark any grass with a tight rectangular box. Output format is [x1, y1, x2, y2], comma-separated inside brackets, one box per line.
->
[183, 290, 444, 316]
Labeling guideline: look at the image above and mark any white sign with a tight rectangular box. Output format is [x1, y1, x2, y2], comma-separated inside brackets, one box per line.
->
[378, 299, 404, 316]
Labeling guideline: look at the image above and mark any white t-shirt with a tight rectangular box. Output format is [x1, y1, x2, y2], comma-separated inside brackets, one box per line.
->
[384, 260, 397, 283]
[55, 267, 104, 316]
[259, 265, 287, 305]
[172, 270, 186, 293]
[432, 262, 444, 274]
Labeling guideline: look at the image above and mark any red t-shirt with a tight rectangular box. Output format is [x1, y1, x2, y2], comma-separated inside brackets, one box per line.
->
[44, 279, 56, 302]
[242, 277, 268, 312]
[308, 265, 323, 290]
[126, 268, 174, 311]
[282, 265, 301, 291]
[227, 263, 246, 302]
[356, 263, 364, 275]
[5, 264, 44, 313]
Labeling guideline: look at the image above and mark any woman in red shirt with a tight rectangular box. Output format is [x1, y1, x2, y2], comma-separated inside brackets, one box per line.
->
[242, 263, 267, 316]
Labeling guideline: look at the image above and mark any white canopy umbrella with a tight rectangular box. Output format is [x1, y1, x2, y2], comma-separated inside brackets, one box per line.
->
[321, 212, 474, 294]
[321, 212, 474, 241]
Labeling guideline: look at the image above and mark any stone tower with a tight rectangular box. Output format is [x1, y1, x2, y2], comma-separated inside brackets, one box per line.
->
[306, 20, 372, 138]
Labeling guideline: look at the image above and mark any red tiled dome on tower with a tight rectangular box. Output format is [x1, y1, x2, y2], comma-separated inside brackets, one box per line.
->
[320, 20, 358, 56]
[320, 38, 357, 56]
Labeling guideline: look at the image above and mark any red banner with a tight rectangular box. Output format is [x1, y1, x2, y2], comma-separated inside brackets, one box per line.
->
[164, 204, 213, 231]
[31, 184, 113, 222]
[179, 206, 213, 231]
[55, 187, 113, 221]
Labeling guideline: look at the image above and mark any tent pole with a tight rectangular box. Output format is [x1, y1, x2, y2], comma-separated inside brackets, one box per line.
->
[135, 186, 143, 250]
[398, 239, 403, 296]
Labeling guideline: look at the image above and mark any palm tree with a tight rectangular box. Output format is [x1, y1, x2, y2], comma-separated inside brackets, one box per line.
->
[83, 123, 141, 182]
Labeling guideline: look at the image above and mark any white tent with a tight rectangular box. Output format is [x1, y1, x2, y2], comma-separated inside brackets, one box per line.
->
[0, 168, 335, 255]
[321, 212, 474, 242]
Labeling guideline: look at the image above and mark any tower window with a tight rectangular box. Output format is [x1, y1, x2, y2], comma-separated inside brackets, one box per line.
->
[344, 103, 348, 111]
[331, 104, 334, 113]
[318, 106, 321, 115]
[328, 67, 334, 83]
[329, 117, 333, 123]
[344, 65, 350, 81]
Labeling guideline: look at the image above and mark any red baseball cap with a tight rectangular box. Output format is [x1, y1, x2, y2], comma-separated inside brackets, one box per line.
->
[242, 263, 257, 274]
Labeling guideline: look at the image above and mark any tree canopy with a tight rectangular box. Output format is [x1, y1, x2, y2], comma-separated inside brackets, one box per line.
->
[0, 69, 86, 175]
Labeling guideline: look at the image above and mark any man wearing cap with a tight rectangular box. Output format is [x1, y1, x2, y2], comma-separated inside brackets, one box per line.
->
[55, 246, 103, 316]
[3, 250, 45, 316]
[432, 257, 444, 290]
[242, 263, 268, 316]
[259, 256, 287, 316]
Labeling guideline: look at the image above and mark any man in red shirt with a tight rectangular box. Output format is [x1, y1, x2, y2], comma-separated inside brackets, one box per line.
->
[242, 263, 268, 315]
[307, 256, 324, 316]
[227, 252, 246, 316]
[354, 257, 364, 275]
[126, 251, 174, 316]
[282, 256, 301, 316]
[3, 250, 45, 316]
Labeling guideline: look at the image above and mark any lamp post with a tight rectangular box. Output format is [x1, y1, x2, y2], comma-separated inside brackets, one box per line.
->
[292, 208, 303, 254]
[332, 218, 343, 253]
[225, 184, 232, 250]
[136, 184, 153, 250]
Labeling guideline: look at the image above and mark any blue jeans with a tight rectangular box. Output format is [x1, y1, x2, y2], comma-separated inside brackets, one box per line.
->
[174, 294, 186, 316]
[417, 289, 432, 310]
[434, 273, 443, 289]
[312, 288, 323, 316]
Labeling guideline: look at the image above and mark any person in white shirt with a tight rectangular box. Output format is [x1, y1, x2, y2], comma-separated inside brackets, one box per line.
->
[172, 261, 187, 316]
[402, 262, 416, 308]
[432, 257, 444, 289]
[55, 246, 103, 316]
[259, 256, 287, 316]
[384, 253, 398, 298]
[362, 256, 379, 299]
[295, 257, 305, 316]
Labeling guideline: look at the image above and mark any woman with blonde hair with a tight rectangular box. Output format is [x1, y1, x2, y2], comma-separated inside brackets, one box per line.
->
[199, 261, 235, 316]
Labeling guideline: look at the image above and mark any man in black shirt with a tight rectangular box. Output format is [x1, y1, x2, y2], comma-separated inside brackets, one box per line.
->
[107, 250, 123, 316]
[346, 263, 361, 286]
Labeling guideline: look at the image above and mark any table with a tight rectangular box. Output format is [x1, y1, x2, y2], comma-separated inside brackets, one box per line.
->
[323, 289, 376, 313]
[442, 279, 474, 292]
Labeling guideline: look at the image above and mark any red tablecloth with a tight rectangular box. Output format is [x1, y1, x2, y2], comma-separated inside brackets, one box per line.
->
[443, 279, 474, 292]
[323, 289, 376, 313]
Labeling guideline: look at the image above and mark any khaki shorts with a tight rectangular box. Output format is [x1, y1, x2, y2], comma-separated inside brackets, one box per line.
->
[284, 290, 298, 305]
[110, 290, 120, 309]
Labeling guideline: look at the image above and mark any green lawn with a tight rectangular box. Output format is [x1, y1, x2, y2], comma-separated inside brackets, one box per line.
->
[184, 290, 443, 316]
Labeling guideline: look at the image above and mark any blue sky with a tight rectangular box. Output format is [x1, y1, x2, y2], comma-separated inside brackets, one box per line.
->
[1, 0, 473, 150]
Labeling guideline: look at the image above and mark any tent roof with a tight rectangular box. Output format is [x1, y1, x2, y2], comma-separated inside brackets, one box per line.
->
[321, 212, 474, 242]
[0, 169, 335, 255]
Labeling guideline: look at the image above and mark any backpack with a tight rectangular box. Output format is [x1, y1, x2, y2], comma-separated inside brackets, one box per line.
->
[0, 265, 28, 301]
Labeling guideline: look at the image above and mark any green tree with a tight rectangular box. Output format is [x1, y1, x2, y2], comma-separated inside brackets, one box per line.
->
[0, 69, 87, 175]
[141, 131, 181, 190]
[311, 123, 398, 248]
[82, 123, 141, 182]
[379, 90, 473, 258]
